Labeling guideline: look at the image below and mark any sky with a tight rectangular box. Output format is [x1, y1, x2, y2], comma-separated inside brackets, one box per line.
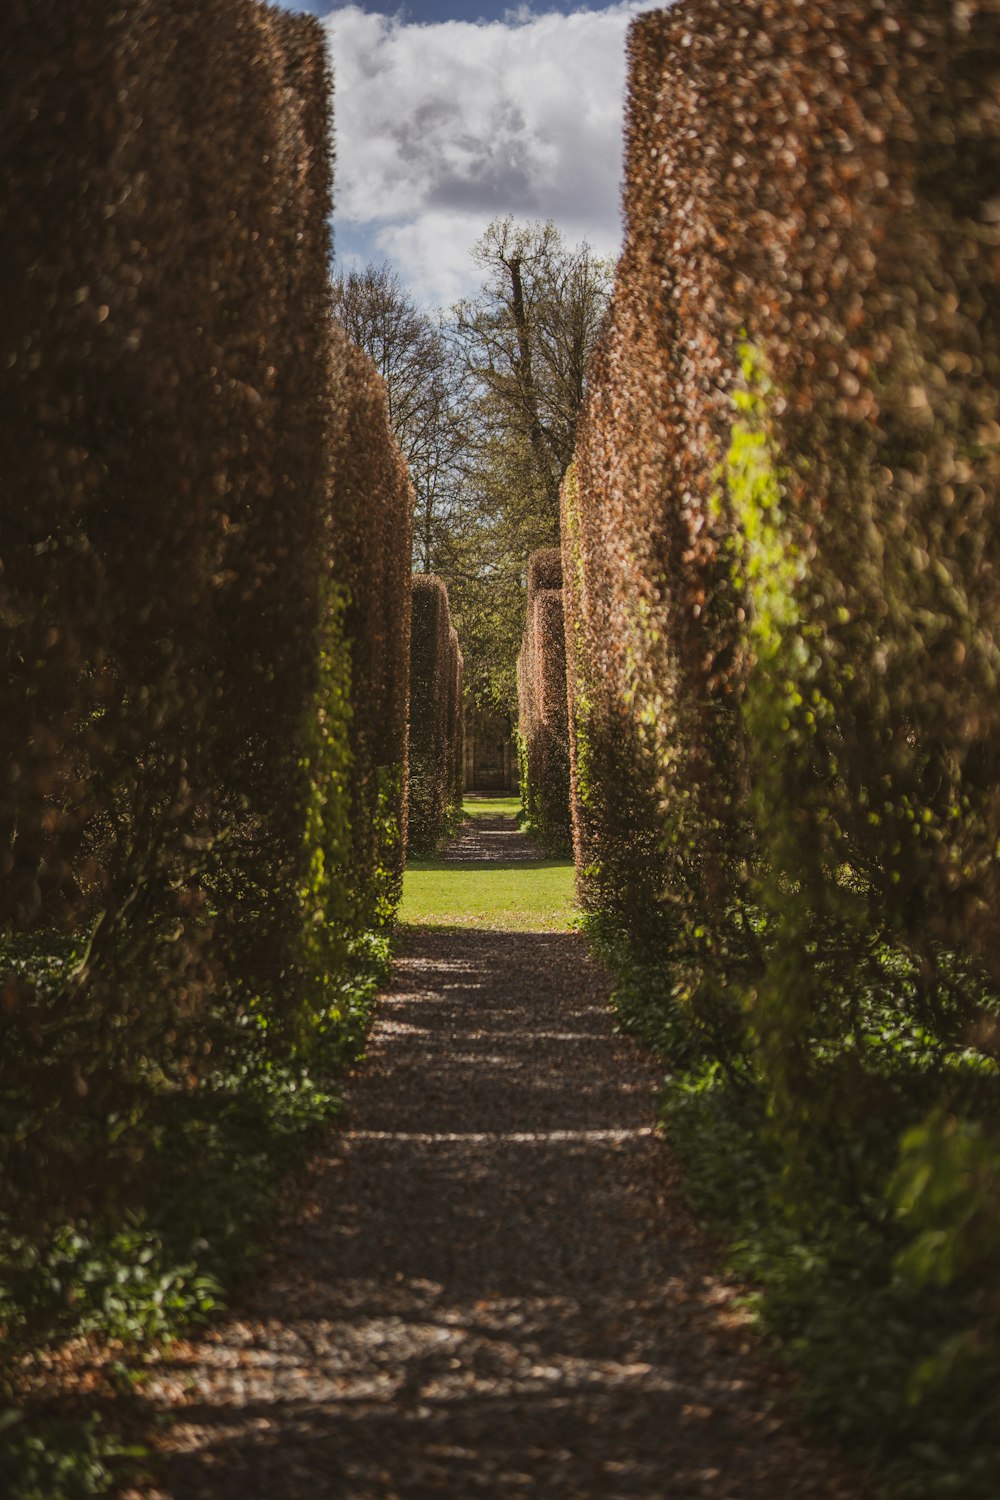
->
[284, 1, 668, 309]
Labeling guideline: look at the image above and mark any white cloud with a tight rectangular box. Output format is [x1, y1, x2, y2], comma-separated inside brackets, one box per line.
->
[324, 2, 667, 309]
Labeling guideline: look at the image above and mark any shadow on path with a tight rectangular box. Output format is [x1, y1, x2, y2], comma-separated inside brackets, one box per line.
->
[434, 812, 542, 863]
[135, 929, 866, 1500]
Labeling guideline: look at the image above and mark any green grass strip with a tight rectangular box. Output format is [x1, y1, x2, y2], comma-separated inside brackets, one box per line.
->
[400, 858, 577, 932]
[461, 795, 523, 820]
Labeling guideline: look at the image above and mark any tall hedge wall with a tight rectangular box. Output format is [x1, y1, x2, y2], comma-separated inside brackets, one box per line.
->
[0, 1, 412, 1228]
[517, 550, 571, 852]
[408, 576, 464, 854]
[330, 330, 414, 927]
[566, 0, 1000, 1316]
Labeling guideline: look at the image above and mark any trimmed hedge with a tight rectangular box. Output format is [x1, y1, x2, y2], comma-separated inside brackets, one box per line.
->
[527, 547, 564, 599]
[448, 625, 466, 816]
[407, 576, 464, 853]
[566, 0, 1000, 1454]
[330, 330, 414, 928]
[0, 2, 412, 1235]
[517, 550, 571, 851]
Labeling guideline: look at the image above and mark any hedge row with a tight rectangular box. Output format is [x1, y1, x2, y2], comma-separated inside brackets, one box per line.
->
[565, 0, 1000, 1408]
[408, 576, 464, 854]
[330, 330, 414, 928]
[517, 549, 571, 851]
[448, 625, 466, 816]
[0, 0, 412, 1231]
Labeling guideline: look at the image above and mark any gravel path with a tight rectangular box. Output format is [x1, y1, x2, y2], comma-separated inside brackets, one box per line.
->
[129, 834, 871, 1498]
[437, 812, 540, 862]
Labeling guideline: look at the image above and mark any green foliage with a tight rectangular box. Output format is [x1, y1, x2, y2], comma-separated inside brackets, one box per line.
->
[0, 1412, 144, 1500]
[287, 582, 356, 1052]
[573, 324, 1000, 1499]
[1, 1225, 217, 1350]
[515, 730, 532, 823]
[600, 934, 1000, 1498]
[442, 490, 544, 717]
[443, 219, 612, 716]
[722, 341, 832, 1139]
[891, 1109, 1000, 1411]
[0, 932, 388, 1498]
[559, 461, 599, 895]
[359, 766, 408, 930]
[893, 1111, 1000, 1293]
[586, 914, 750, 1083]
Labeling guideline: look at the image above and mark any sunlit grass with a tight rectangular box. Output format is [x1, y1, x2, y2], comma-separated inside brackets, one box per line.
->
[461, 794, 523, 819]
[400, 858, 577, 932]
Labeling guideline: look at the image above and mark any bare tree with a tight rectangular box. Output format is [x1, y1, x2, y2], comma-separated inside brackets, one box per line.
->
[333, 234, 611, 709]
[453, 218, 613, 524]
[333, 262, 463, 572]
[447, 219, 613, 709]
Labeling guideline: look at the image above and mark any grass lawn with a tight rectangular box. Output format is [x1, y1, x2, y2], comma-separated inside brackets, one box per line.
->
[461, 794, 523, 819]
[400, 858, 577, 932]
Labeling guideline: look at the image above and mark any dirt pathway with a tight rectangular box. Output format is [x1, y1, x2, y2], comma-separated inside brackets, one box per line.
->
[132, 823, 867, 1498]
[434, 809, 540, 862]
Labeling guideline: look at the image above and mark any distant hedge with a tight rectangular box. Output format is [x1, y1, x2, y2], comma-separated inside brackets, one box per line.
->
[517, 550, 571, 852]
[566, 0, 1000, 1413]
[408, 576, 464, 854]
[0, 2, 412, 1230]
[447, 625, 466, 818]
[527, 547, 563, 600]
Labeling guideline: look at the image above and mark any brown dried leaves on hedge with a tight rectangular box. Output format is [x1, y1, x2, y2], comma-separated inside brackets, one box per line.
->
[518, 550, 571, 853]
[565, 0, 1000, 1171]
[407, 576, 464, 855]
[331, 331, 415, 921]
[0, 1, 413, 1227]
